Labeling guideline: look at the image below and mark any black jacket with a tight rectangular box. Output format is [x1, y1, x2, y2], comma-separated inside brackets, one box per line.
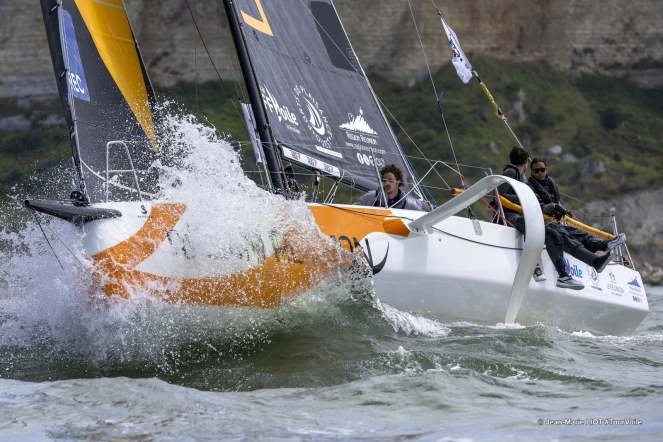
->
[497, 164, 528, 214]
[527, 176, 566, 212]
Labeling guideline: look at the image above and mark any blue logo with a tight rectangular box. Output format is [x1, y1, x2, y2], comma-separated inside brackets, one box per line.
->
[632, 295, 643, 303]
[627, 277, 642, 288]
[564, 258, 583, 279]
[63, 10, 90, 101]
[587, 265, 602, 291]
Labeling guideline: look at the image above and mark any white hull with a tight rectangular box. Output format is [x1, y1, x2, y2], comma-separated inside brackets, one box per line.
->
[360, 214, 648, 336]
[77, 175, 648, 336]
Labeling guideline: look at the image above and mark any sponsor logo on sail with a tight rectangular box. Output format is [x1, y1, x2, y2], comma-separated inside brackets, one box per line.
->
[356, 152, 385, 168]
[63, 11, 90, 102]
[281, 146, 340, 178]
[260, 86, 300, 134]
[606, 269, 623, 297]
[294, 85, 333, 147]
[587, 265, 602, 291]
[340, 108, 378, 146]
[316, 145, 343, 159]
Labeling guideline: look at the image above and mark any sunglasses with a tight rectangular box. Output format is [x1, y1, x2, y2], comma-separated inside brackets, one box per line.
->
[532, 168, 547, 173]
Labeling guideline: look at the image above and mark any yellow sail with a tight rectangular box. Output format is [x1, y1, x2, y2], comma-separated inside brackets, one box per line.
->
[75, 0, 156, 150]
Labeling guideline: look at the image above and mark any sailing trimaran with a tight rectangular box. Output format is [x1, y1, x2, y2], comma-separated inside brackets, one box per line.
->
[28, 0, 648, 336]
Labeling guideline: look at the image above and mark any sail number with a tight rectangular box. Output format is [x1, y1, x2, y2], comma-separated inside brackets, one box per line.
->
[240, 0, 273, 36]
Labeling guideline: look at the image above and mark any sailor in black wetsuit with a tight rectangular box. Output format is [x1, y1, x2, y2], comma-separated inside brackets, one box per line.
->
[497, 147, 584, 289]
[528, 158, 626, 277]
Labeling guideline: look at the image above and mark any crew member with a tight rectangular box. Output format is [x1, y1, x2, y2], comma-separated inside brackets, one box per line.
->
[528, 158, 626, 278]
[355, 164, 429, 211]
[497, 147, 585, 289]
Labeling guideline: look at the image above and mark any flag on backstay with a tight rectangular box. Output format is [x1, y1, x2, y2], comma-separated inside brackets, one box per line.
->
[439, 16, 473, 83]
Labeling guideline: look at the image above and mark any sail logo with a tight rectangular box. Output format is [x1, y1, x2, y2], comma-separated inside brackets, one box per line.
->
[261, 86, 299, 133]
[63, 11, 90, 102]
[340, 108, 378, 146]
[632, 295, 643, 303]
[294, 85, 332, 147]
[356, 153, 385, 168]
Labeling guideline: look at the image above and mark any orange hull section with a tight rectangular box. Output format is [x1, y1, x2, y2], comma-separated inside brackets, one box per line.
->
[92, 203, 408, 308]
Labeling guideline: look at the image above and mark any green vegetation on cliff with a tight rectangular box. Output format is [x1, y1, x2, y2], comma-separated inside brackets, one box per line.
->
[1, 56, 662, 205]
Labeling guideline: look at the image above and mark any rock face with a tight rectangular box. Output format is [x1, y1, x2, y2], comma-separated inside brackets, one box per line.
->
[585, 187, 663, 286]
[1, 0, 662, 97]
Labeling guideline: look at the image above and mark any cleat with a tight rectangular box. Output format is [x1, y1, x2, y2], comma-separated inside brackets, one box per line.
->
[533, 264, 546, 282]
[556, 275, 584, 290]
[605, 233, 626, 252]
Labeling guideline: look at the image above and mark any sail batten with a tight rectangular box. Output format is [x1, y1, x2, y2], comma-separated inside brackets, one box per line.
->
[230, 0, 417, 192]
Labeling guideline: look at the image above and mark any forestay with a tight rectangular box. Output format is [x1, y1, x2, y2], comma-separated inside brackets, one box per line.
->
[41, 0, 159, 202]
[230, 0, 418, 192]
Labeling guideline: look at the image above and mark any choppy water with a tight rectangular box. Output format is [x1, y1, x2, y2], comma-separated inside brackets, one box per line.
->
[1, 116, 662, 441]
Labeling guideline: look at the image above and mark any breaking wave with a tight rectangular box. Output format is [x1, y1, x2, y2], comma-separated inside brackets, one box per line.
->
[0, 112, 368, 375]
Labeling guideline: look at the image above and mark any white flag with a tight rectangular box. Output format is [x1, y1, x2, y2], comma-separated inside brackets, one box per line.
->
[440, 17, 473, 83]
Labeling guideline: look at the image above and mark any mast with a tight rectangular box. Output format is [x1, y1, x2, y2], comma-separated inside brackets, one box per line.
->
[221, 0, 285, 193]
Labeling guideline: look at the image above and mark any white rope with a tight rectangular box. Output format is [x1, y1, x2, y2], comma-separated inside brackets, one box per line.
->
[407, 0, 461, 177]
[392, 160, 452, 207]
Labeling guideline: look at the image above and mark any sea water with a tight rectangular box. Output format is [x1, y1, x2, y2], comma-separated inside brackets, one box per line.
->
[1, 115, 661, 441]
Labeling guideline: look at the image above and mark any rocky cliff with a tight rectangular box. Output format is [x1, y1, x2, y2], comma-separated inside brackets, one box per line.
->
[586, 188, 663, 286]
[1, 0, 662, 98]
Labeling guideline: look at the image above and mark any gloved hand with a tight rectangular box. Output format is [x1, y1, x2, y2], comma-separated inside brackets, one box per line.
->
[542, 203, 556, 214]
[552, 205, 567, 221]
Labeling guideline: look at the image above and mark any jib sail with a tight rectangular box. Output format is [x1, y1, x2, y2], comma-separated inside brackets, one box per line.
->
[228, 0, 419, 193]
[41, 0, 159, 202]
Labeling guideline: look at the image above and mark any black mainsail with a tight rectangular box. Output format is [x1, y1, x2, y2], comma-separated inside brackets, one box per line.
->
[226, 0, 420, 193]
[41, 0, 159, 203]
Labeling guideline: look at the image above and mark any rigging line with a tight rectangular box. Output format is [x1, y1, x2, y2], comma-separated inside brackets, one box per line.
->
[559, 191, 614, 216]
[184, 0, 244, 123]
[399, 142, 438, 205]
[392, 160, 451, 206]
[405, 155, 490, 170]
[471, 68, 525, 149]
[409, 0, 462, 176]
[430, 2, 523, 172]
[294, 0, 424, 198]
[193, 0, 198, 115]
[438, 107, 461, 176]
[35, 211, 103, 291]
[407, 0, 438, 99]
[213, 7, 248, 104]
[502, 118, 524, 149]
[3, 194, 99, 287]
[30, 210, 64, 270]
[374, 95, 454, 188]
